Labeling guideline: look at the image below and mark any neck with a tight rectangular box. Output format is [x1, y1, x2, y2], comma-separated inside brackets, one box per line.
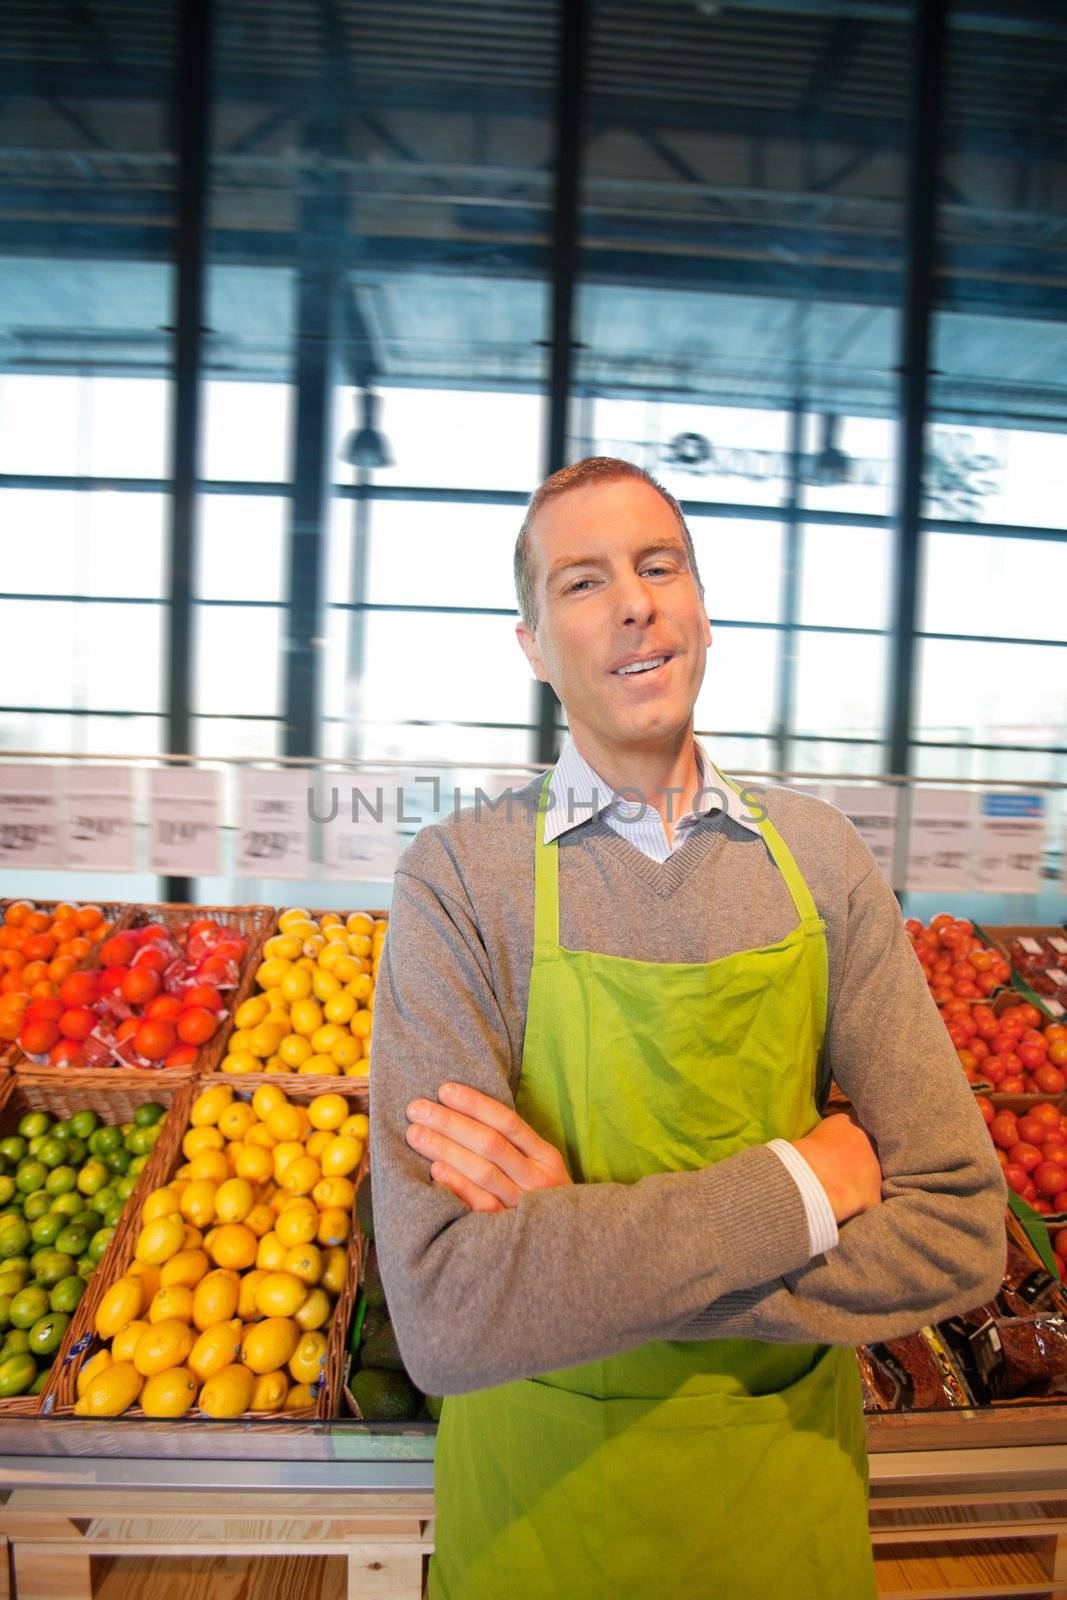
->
[569, 725, 704, 844]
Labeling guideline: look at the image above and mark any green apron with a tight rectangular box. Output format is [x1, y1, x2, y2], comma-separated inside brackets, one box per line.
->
[430, 771, 875, 1600]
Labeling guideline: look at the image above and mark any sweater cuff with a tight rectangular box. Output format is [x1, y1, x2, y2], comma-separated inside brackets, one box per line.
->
[766, 1139, 840, 1258]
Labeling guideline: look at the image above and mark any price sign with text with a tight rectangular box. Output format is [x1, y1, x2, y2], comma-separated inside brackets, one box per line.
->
[236, 769, 309, 879]
[831, 785, 899, 883]
[906, 789, 975, 892]
[0, 766, 63, 869]
[149, 769, 221, 876]
[977, 792, 1045, 894]
[320, 775, 400, 882]
[63, 766, 136, 871]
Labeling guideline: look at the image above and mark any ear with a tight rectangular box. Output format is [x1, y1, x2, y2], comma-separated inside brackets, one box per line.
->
[703, 610, 713, 649]
[516, 621, 550, 683]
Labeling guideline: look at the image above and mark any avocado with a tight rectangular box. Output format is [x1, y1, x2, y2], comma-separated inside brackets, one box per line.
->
[362, 1248, 387, 1311]
[356, 1174, 374, 1244]
[424, 1393, 444, 1422]
[348, 1367, 422, 1422]
[360, 1308, 387, 1347]
[361, 1322, 405, 1373]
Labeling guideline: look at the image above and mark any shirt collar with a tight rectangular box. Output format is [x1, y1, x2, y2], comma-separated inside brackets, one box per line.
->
[542, 735, 761, 845]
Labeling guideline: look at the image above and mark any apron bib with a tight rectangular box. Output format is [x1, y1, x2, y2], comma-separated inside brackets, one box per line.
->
[431, 771, 875, 1600]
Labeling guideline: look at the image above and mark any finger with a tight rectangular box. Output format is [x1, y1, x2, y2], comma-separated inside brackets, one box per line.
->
[431, 1161, 506, 1213]
[406, 1100, 542, 1190]
[406, 1122, 524, 1206]
[435, 1083, 558, 1165]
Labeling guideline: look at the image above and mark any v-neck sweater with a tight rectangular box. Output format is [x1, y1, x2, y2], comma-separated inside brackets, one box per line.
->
[370, 774, 1007, 1396]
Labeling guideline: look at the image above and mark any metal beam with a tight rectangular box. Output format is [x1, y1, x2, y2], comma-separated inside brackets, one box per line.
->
[886, 0, 948, 778]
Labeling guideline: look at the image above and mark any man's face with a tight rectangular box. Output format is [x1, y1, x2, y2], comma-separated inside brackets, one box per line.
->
[517, 476, 712, 753]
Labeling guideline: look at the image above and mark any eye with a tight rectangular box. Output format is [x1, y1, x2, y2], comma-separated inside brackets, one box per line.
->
[567, 577, 595, 593]
[640, 563, 671, 577]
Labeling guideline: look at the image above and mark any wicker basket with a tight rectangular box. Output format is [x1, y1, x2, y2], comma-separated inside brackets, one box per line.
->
[51, 1075, 364, 1423]
[13, 903, 274, 1082]
[0, 900, 134, 1073]
[0, 1072, 193, 1418]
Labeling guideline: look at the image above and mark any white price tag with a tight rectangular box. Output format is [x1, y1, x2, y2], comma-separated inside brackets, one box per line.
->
[149, 769, 221, 876]
[63, 766, 136, 871]
[319, 774, 400, 882]
[906, 790, 975, 892]
[236, 769, 310, 879]
[977, 792, 1045, 894]
[0, 766, 63, 868]
[832, 785, 898, 882]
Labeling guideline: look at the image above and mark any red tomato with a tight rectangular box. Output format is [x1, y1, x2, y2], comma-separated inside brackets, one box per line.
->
[163, 1043, 199, 1070]
[991, 961, 1012, 985]
[1009, 1141, 1043, 1173]
[132, 946, 170, 975]
[48, 1039, 85, 1068]
[1019, 1114, 1048, 1145]
[983, 1056, 1008, 1085]
[1035, 1065, 1067, 1095]
[1053, 1194, 1067, 1215]
[1017, 1003, 1043, 1029]
[186, 918, 220, 942]
[1046, 1025, 1067, 1045]
[904, 918, 923, 935]
[1048, 1040, 1067, 1069]
[976, 972, 1001, 996]
[990, 1112, 1020, 1150]
[957, 1048, 978, 1073]
[24, 996, 62, 1023]
[58, 971, 98, 1008]
[97, 965, 126, 995]
[181, 983, 223, 1013]
[969, 1036, 990, 1062]
[176, 1007, 217, 1046]
[1004, 1162, 1030, 1194]
[975, 1096, 995, 1126]
[134, 1020, 175, 1061]
[115, 1016, 140, 1044]
[99, 935, 135, 967]
[210, 939, 246, 963]
[1034, 1161, 1067, 1198]
[1000, 1075, 1027, 1094]
[931, 913, 955, 931]
[121, 967, 161, 1007]
[1033, 1102, 1062, 1125]
[145, 994, 183, 1022]
[58, 1006, 96, 1041]
[1054, 1230, 1067, 1262]
[1023, 1182, 1039, 1204]
[1033, 1198, 1053, 1216]
[1019, 1042, 1048, 1070]
[19, 1019, 59, 1054]
[196, 955, 234, 982]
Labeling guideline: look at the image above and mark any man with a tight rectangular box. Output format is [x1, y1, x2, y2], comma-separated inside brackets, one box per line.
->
[371, 456, 1006, 1600]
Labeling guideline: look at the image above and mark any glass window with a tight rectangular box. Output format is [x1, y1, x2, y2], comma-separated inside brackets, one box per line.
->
[689, 518, 783, 624]
[355, 612, 535, 730]
[793, 634, 889, 739]
[912, 744, 1061, 784]
[81, 716, 163, 757]
[916, 639, 1067, 748]
[925, 422, 1067, 531]
[800, 413, 896, 519]
[200, 382, 294, 483]
[194, 605, 284, 717]
[193, 717, 282, 760]
[338, 721, 536, 766]
[0, 371, 170, 480]
[590, 394, 791, 509]
[0, 602, 76, 708]
[0, 490, 166, 599]
[197, 496, 288, 602]
[357, 500, 521, 612]
[0, 711, 73, 754]
[790, 740, 887, 778]
[921, 532, 1067, 641]
[335, 385, 545, 494]
[695, 627, 779, 736]
[800, 524, 891, 631]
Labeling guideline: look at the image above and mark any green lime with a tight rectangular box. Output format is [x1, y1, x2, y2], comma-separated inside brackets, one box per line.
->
[89, 1126, 121, 1158]
[86, 1184, 115, 1215]
[35, 1137, 68, 1171]
[76, 1161, 108, 1197]
[27, 1312, 68, 1357]
[77, 1256, 95, 1282]
[0, 1177, 15, 1208]
[0, 1267, 28, 1297]
[33, 1252, 75, 1289]
[0, 1220, 30, 1259]
[55, 1223, 89, 1258]
[0, 1352, 37, 1397]
[119, 1122, 134, 1138]
[102, 1201, 125, 1230]
[21, 1191, 48, 1221]
[88, 1227, 114, 1264]
[0, 1294, 11, 1332]
[29, 1214, 62, 1248]
[115, 1174, 137, 1200]
[30, 1367, 50, 1396]
[44, 1165, 76, 1196]
[17, 1113, 49, 1142]
[9, 1285, 49, 1330]
[64, 1137, 86, 1165]
[69, 1110, 99, 1141]
[15, 1162, 46, 1195]
[26, 1136, 48, 1158]
[103, 1149, 131, 1177]
[49, 1191, 84, 1218]
[1, 1330, 29, 1357]
[0, 1208, 22, 1224]
[51, 1119, 72, 1141]
[50, 1275, 85, 1314]
[125, 1127, 153, 1158]
[0, 1138, 27, 1166]
[133, 1102, 165, 1128]
[128, 1155, 148, 1177]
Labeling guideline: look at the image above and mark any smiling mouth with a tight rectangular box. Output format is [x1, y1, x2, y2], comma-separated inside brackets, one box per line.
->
[612, 654, 672, 678]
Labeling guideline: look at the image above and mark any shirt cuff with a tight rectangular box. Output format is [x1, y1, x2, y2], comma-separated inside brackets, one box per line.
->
[766, 1139, 840, 1259]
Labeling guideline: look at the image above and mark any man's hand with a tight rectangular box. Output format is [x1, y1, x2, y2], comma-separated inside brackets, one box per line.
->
[791, 1113, 883, 1225]
[405, 1082, 572, 1212]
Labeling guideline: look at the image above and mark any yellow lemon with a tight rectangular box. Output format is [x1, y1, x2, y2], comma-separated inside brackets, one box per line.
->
[231, 1141, 273, 1185]
[148, 1285, 194, 1325]
[188, 1149, 229, 1185]
[317, 1207, 351, 1248]
[278, 1034, 313, 1069]
[188, 1319, 243, 1382]
[141, 1366, 198, 1419]
[214, 1177, 254, 1224]
[76, 1347, 113, 1398]
[263, 933, 302, 961]
[235, 995, 272, 1030]
[244, 1202, 275, 1239]
[250, 1369, 290, 1411]
[327, 1035, 360, 1071]
[199, 1363, 254, 1418]
[346, 975, 374, 1004]
[340, 1112, 369, 1140]
[181, 1224, 204, 1251]
[278, 907, 312, 932]
[274, 1206, 317, 1249]
[183, 1125, 224, 1160]
[255, 957, 292, 990]
[192, 1269, 240, 1330]
[320, 1245, 347, 1296]
[302, 937, 325, 960]
[347, 933, 372, 959]
[263, 1056, 290, 1074]
[289, 1330, 329, 1386]
[322, 991, 356, 1026]
[133, 1319, 194, 1377]
[208, 1224, 258, 1272]
[283, 1243, 322, 1287]
[124, 1261, 161, 1301]
[245, 1120, 277, 1150]
[221, 1051, 260, 1076]
[345, 1062, 369, 1080]
[285, 1382, 315, 1410]
[289, 998, 323, 1038]
[298, 1055, 337, 1076]
[229, 1030, 255, 1054]
[237, 1270, 267, 1322]
[256, 1231, 289, 1272]
[306, 1129, 333, 1161]
[203, 1227, 219, 1256]
[271, 1139, 305, 1180]
[331, 954, 360, 985]
[142, 1187, 181, 1224]
[111, 1319, 150, 1364]
[217, 1101, 257, 1141]
[319, 911, 342, 928]
[247, 1022, 284, 1060]
[280, 1155, 321, 1197]
[160, 1248, 210, 1291]
[74, 1361, 143, 1417]
[313, 1176, 355, 1212]
[346, 912, 373, 936]
[294, 1287, 331, 1332]
[241, 1316, 300, 1375]
[311, 970, 341, 1005]
[320, 1137, 361, 1179]
[308, 1023, 342, 1056]
[307, 1093, 347, 1131]
[279, 966, 313, 1004]
[135, 1215, 186, 1267]
[350, 1012, 372, 1040]
[179, 1180, 217, 1230]
[254, 1271, 307, 1318]
[190, 1084, 234, 1127]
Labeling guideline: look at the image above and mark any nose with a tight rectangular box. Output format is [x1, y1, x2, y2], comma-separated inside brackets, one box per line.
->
[614, 569, 656, 629]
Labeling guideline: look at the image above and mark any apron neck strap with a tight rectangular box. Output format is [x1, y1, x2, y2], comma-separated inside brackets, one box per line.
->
[712, 765, 820, 925]
[534, 770, 561, 948]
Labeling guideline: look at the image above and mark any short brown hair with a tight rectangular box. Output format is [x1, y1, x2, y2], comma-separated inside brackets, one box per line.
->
[514, 456, 704, 629]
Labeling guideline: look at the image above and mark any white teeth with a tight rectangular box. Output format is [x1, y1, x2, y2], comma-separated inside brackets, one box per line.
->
[615, 656, 667, 676]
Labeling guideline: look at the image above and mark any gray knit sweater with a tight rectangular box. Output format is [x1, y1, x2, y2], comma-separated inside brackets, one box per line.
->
[370, 776, 1007, 1397]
